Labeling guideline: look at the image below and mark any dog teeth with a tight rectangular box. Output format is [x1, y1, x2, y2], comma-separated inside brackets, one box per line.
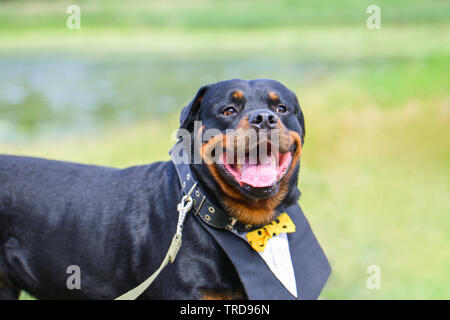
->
[237, 164, 242, 172]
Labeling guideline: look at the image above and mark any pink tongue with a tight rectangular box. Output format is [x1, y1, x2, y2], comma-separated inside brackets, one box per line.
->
[240, 156, 277, 187]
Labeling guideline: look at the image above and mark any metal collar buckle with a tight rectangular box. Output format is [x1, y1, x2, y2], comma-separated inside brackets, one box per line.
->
[225, 217, 238, 231]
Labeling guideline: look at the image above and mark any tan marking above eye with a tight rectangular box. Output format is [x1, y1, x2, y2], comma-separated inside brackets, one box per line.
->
[268, 92, 279, 101]
[232, 90, 244, 100]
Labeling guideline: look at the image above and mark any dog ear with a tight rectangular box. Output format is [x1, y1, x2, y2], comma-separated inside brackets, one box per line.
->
[179, 85, 209, 132]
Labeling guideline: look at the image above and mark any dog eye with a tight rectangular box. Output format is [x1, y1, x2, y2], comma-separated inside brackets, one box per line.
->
[275, 105, 287, 113]
[222, 106, 237, 116]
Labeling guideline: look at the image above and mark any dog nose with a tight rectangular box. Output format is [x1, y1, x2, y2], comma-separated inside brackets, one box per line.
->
[249, 110, 278, 129]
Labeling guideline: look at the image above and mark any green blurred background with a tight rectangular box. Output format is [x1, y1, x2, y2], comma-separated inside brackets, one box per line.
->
[0, 0, 449, 299]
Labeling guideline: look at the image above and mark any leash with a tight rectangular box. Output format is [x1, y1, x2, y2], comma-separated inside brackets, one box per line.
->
[115, 182, 198, 300]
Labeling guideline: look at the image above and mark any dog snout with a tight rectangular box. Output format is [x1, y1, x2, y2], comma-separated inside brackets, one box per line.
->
[248, 110, 278, 130]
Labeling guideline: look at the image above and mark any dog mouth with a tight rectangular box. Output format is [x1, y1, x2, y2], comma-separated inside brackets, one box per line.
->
[216, 141, 296, 192]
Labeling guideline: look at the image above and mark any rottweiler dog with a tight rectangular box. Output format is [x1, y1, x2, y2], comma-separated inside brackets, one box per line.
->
[0, 79, 305, 299]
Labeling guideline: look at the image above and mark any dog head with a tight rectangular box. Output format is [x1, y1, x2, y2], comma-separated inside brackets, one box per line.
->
[178, 79, 305, 225]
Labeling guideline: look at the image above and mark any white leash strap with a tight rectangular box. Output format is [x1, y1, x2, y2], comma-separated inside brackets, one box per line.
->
[115, 182, 197, 300]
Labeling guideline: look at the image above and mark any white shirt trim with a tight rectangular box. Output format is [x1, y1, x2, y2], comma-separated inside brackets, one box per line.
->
[233, 230, 298, 297]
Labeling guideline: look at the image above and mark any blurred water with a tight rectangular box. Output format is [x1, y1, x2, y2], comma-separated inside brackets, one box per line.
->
[0, 54, 324, 143]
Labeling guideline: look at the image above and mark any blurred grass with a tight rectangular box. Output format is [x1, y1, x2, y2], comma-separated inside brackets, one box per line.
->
[1, 0, 449, 30]
[1, 0, 449, 299]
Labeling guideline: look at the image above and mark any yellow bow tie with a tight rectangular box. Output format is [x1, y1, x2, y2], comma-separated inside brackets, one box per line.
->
[246, 213, 296, 252]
